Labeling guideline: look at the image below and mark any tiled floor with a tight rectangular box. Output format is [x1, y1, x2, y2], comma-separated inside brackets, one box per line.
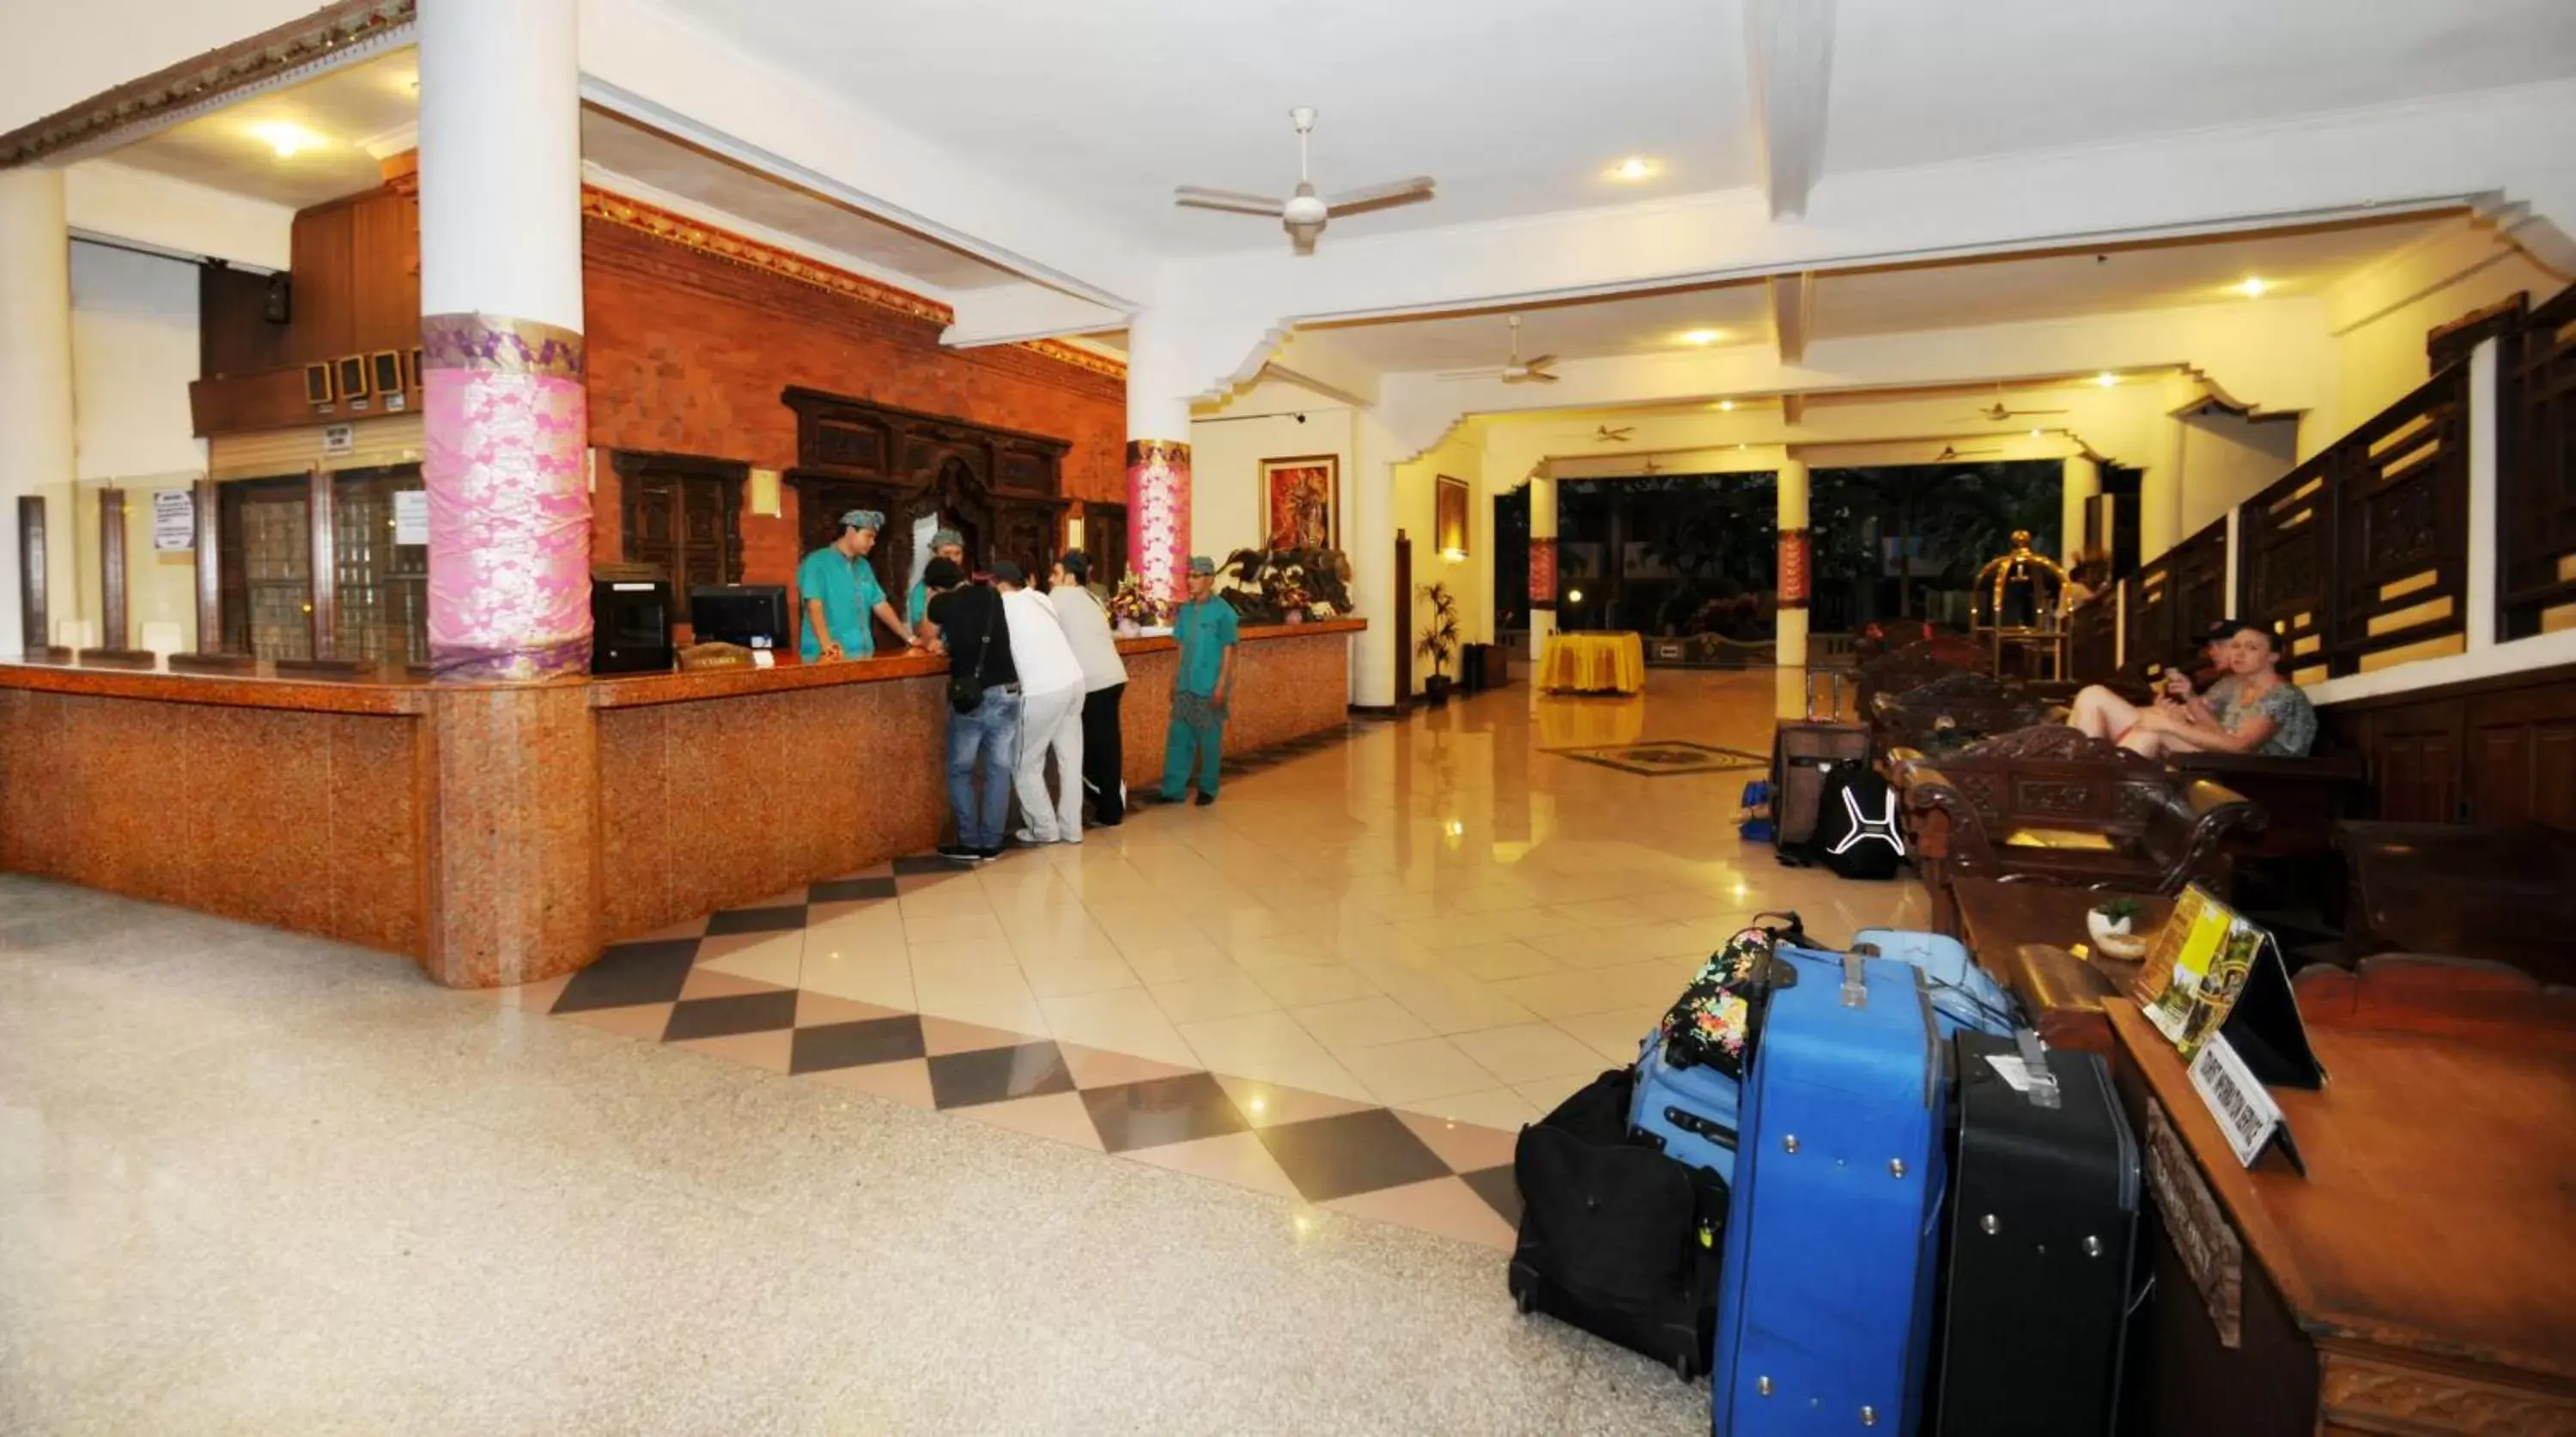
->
[512, 670, 1930, 1250]
[1, 668, 1925, 1432]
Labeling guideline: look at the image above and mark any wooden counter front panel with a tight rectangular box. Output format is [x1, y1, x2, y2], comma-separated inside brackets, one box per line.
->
[595, 673, 952, 943]
[0, 686, 426, 955]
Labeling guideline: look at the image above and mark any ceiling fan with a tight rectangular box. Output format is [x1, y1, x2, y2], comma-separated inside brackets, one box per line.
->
[1438, 315, 1559, 385]
[1591, 424, 1634, 442]
[1933, 444, 2002, 462]
[1173, 107, 1435, 255]
[1965, 385, 2070, 423]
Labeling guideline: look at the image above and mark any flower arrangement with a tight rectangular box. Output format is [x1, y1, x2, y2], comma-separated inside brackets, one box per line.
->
[1107, 572, 1170, 633]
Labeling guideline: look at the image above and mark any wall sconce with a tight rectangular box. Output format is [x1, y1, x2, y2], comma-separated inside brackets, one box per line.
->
[1441, 547, 1467, 562]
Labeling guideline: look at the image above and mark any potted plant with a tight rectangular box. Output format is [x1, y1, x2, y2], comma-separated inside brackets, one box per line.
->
[1418, 582, 1461, 705]
[1108, 572, 1166, 636]
[2086, 897, 2153, 961]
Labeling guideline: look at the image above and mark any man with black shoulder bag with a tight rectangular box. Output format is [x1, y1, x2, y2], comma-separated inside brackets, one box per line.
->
[920, 557, 1019, 862]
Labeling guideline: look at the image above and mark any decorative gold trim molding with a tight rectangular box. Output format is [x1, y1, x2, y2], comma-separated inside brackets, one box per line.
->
[580, 186, 1124, 385]
[0, 1, 416, 169]
[582, 186, 956, 327]
[1019, 338, 1127, 382]
[422, 314, 585, 381]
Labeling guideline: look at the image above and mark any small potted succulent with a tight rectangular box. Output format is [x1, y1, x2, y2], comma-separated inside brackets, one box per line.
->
[2086, 897, 2153, 961]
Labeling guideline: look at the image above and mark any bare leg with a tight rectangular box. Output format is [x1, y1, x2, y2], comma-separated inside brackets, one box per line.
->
[2068, 685, 2142, 741]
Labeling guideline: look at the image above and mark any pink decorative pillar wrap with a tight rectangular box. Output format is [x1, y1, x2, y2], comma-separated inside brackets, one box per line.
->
[1127, 438, 1192, 604]
[422, 312, 591, 679]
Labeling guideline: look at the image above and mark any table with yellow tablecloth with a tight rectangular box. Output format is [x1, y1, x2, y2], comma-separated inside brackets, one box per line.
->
[1539, 631, 1646, 694]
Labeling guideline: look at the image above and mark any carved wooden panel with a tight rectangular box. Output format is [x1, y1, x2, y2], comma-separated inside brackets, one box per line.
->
[2336, 367, 2469, 670]
[616, 452, 745, 591]
[2505, 283, 2576, 637]
[2240, 464, 2334, 678]
[2319, 1352, 2576, 1437]
[2145, 1101, 2243, 1349]
[2170, 518, 2229, 654]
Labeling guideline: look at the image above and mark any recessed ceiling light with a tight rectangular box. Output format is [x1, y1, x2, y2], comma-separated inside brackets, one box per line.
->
[2095, 371, 2119, 387]
[1718, 399, 1736, 412]
[249, 121, 321, 158]
[1682, 329, 1722, 346]
[1607, 156, 1661, 182]
[2030, 428, 2043, 439]
[2237, 276, 2269, 298]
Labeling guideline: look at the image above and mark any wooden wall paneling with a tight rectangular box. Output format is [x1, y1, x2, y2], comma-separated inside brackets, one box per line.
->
[190, 364, 318, 438]
[98, 488, 128, 648]
[198, 261, 289, 378]
[1082, 501, 1127, 588]
[2335, 367, 2470, 671]
[307, 466, 337, 659]
[348, 190, 419, 357]
[2372, 702, 2463, 822]
[15, 495, 46, 651]
[2239, 458, 2337, 684]
[193, 478, 222, 651]
[2320, 665, 2576, 828]
[2171, 519, 2229, 649]
[287, 202, 355, 363]
[2503, 283, 2576, 637]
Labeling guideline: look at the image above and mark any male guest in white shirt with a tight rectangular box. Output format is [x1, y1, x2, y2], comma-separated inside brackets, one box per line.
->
[1048, 550, 1130, 828]
[990, 561, 1086, 845]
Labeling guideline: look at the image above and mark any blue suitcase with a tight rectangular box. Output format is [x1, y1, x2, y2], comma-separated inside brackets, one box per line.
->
[1850, 928, 2022, 1038]
[1710, 946, 1948, 1437]
[1630, 1034, 1743, 1185]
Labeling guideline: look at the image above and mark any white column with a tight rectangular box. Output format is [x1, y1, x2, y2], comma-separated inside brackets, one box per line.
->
[1123, 307, 1194, 605]
[1527, 468, 1558, 694]
[0, 167, 74, 658]
[1774, 455, 1811, 718]
[2465, 336, 2500, 653]
[2061, 454, 2101, 566]
[418, 0, 589, 679]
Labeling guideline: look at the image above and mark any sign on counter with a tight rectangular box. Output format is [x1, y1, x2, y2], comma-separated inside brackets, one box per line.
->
[152, 489, 195, 552]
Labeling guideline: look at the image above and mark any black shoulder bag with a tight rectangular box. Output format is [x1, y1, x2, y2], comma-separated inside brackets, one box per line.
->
[948, 591, 998, 715]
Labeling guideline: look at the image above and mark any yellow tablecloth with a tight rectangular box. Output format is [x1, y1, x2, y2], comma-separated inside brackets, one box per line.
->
[1540, 631, 1646, 694]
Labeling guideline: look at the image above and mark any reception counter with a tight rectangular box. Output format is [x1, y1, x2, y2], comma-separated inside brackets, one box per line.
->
[0, 617, 1361, 987]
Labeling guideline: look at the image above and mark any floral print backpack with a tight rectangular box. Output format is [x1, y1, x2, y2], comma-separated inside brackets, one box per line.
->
[1657, 913, 1807, 1076]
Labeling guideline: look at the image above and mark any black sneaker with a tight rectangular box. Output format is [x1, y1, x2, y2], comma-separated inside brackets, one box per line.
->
[1193, 792, 1216, 807]
[937, 844, 979, 863]
[973, 846, 1005, 862]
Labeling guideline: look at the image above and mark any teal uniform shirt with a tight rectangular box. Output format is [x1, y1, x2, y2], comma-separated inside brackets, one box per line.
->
[908, 579, 929, 632]
[1173, 596, 1240, 697]
[797, 545, 887, 660]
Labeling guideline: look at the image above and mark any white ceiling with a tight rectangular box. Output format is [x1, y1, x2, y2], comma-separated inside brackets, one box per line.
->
[665, 0, 2576, 257]
[1300, 211, 2463, 373]
[579, 109, 1023, 292]
[102, 50, 417, 209]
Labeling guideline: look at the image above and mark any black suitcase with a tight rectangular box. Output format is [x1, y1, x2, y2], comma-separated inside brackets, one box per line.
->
[1772, 720, 1871, 863]
[1507, 1068, 1727, 1380]
[1935, 1031, 2141, 1437]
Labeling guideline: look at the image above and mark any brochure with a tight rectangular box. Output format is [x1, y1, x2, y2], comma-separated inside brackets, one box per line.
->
[2129, 884, 2268, 1059]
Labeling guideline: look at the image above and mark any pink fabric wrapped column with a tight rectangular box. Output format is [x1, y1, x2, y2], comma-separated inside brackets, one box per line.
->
[1127, 438, 1192, 605]
[422, 313, 591, 680]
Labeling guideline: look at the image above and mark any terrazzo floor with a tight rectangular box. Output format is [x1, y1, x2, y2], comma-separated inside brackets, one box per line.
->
[1, 668, 1926, 1434]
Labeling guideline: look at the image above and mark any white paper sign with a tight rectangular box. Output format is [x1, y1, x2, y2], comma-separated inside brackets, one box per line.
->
[393, 489, 428, 546]
[151, 489, 195, 552]
[1983, 1054, 2035, 1093]
[322, 423, 355, 457]
[2188, 1033, 2284, 1168]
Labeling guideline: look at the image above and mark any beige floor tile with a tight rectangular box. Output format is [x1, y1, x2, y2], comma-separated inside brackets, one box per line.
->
[1121, 943, 1249, 985]
[1510, 1070, 1596, 1115]
[1122, 1131, 1303, 1200]
[1325, 1176, 1517, 1251]
[1147, 971, 1285, 1026]
[955, 1091, 1107, 1150]
[1337, 1036, 1504, 1107]
[1216, 1047, 1376, 1105]
[1552, 1008, 1661, 1064]
[677, 968, 792, 1002]
[1039, 987, 1201, 1068]
[1431, 941, 1560, 984]
[1288, 996, 1436, 1052]
[793, 991, 907, 1028]
[1249, 963, 1382, 1008]
[670, 1029, 795, 1074]
[1017, 954, 1138, 998]
[1212, 1075, 1378, 1129]
[908, 957, 1033, 1011]
[1377, 977, 1545, 1036]
[796, 950, 914, 1010]
[1399, 1085, 1548, 1130]
[902, 912, 1011, 949]
[914, 991, 1053, 1035]
[556, 1001, 675, 1040]
[804, 1055, 935, 1107]
[917, 1015, 1048, 1056]
[1055, 1041, 1206, 1089]
[690, 931, 805, 988]
[1393, 1108, 1521, 1172]
[1450, 1022, 1608, 1087]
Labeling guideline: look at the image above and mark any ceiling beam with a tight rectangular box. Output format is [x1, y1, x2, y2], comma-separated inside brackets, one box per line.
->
[1769, 270, 1815, 363]
[1782, 392, 1806, 425]
[1743, 0, 1838, 221]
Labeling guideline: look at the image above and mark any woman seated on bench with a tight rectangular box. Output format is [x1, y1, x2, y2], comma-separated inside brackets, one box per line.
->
[2066, 621, 2316, 759]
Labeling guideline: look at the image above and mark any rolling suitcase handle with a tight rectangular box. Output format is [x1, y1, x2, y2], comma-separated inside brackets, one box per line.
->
[1840, 952, 1869, 1010]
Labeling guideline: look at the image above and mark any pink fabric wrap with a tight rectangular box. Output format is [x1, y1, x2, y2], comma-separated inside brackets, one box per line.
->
[424, 364, 592, 680]
[1127, 439, 1192, 605]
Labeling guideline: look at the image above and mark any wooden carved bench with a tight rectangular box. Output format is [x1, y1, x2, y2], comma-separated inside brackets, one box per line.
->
[1868, 669, 2051, 758]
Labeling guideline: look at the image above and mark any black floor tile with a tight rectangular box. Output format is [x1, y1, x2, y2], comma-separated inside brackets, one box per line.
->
[662, 989, 801, 1041]
[927, 1041, 1077, 1109]
[1255, 1108, 1455, 1204]
[706, 905, 807, 937]
[1079, 1072, 1249, 1153]
[551, 939, 701, 1013]
[789, 1016, 927, 1074]
[809, 876, 898, 904]
[892, 853, 961, 876]
[1460, 1164, 1523, 1229]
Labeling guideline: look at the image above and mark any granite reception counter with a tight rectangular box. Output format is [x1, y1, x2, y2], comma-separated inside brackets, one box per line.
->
[0, 619, 1361, 987]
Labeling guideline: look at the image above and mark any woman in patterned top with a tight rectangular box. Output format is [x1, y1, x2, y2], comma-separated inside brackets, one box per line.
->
[2113, 621, 2317, 759]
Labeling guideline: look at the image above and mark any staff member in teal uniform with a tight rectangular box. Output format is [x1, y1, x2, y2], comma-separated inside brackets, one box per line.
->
[907, 528, 967, 631]
[1159, 555, 1239, 807]
[798, 509, 919, 662]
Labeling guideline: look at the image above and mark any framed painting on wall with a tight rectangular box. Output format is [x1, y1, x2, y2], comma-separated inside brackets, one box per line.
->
[1261, 454, 1339, 551]
[1436, 475, 1470, 557]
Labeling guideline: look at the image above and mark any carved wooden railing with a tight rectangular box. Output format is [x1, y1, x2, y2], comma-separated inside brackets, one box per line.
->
[2504, 282, 2576, 637]
[2068, 593, 2117, 682]
[2238, 364, 2470, 683]
[2120, 559, 2171, 681]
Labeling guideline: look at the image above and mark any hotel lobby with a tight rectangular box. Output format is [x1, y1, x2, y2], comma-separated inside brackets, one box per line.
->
[6, 1, 2576, 1432]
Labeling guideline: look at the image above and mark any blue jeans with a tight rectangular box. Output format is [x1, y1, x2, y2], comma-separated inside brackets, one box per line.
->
[946, 685, 1023, 849]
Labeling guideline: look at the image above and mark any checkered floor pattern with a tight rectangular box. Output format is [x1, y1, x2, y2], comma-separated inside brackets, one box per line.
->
[513, 848, 1530, 1251]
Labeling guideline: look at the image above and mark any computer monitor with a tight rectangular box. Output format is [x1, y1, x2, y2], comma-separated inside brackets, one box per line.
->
[689, 584, 789, 651]
[590, 579, 673, 674]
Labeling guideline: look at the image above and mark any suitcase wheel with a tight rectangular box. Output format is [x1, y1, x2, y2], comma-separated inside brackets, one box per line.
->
[1513, 1282, 1536, 1315]
[1671, 1352, 1698, 1383]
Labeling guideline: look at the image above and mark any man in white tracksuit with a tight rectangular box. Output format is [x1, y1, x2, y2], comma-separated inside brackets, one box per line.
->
[991, 561, 1086, 845]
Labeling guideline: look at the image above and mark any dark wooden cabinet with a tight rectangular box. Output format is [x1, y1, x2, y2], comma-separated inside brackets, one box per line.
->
[2323, 662, 2576, 828]
[1080, 501, 1128, 586]
[616, 452, 744, 591]
[782, 388, 1070, 606]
